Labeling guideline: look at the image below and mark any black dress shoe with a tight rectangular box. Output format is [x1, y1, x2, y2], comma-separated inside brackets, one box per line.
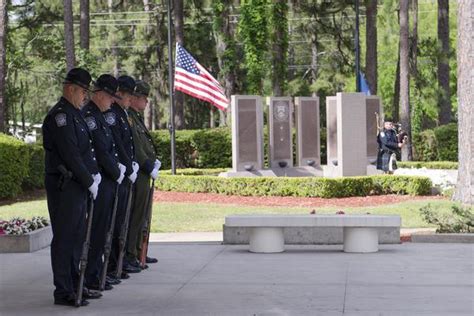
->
[54, 297, 89, 307]
[141, 263, 149, 270]
[146, 256, 158, 264]
[120, 272, 130, 279]
[122, 262, 141, 274]
[106, 275, 121, 285]
[82, 288, 102, 300]
[86, 283, 113, 291]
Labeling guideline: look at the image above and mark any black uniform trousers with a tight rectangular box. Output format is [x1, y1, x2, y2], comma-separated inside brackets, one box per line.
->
[85, 176, 117, 286]
[45, 174, 88, 300]
[108, 179, 132, 273]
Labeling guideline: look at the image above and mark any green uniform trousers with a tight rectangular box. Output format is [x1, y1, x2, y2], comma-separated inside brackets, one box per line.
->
[126, 171, 151, 260]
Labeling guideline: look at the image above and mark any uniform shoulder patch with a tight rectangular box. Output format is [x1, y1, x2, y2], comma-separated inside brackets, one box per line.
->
[104, 112, 116, 126]
[85, 116, 98, 131]
[55, 113, 67, 127]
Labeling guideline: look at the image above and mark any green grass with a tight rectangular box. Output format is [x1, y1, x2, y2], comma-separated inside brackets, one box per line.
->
[0, 197, 458, 232]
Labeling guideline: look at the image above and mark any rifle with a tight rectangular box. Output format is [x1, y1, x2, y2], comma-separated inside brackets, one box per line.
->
[76, 194, 94, 307]
[115, 181, 134, 279]
[139, 179, 155, 268]
[99, 183, 120, 291]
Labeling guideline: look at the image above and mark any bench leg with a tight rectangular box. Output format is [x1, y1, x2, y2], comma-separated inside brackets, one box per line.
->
[343, 227, 379, 253]
[249, 228, 284, 253]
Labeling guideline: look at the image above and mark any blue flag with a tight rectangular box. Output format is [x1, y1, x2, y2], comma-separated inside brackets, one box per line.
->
[359, 72, 371, 96]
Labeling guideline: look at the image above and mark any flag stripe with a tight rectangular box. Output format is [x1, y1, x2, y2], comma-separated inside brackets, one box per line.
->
[173, 43, 229, 111]
[175, 68, 229, 103]
[175, 82, 228, 111]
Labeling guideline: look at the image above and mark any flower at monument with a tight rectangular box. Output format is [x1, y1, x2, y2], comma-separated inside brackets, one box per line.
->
[0, 217, 49, 235]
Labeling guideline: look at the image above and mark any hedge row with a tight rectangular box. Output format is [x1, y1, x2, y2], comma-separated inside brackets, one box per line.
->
[156, 175, 432, 198]
[397, 161, 458, 170]
[413, 123, 458, 162]
[0, 134, 44, 199]
[151, 127, 328, 169]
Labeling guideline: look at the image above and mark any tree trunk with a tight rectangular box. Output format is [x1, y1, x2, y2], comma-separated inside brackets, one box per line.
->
[437, 0, 451, 125]
[213, 0, 237, 127]
[270, 0, 288, 97]
[108, 0, 120, 77]
[80, 0, 89, 50]
[365, 0, 377, 94]
[64, 0, 76, 70]
[410, 0, 418, 85]
[310, 30, 318, 97]
[392, 44, 400, 123]
[0, 0, 7, 132]
[173, 0, 185, 129]
[399, 0, 412, 161]
[143, 0, 153, 130]
[453, 0, 473, 205]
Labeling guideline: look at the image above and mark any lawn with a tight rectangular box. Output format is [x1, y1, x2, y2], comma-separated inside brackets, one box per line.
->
[0, 197, 459, 232]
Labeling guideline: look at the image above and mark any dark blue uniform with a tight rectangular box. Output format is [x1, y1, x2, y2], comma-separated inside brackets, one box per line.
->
[376, 129, 399, 172]
[105, 103, 135, 273]
[43, 97, 99, 301]
[82, 101, 121, 288]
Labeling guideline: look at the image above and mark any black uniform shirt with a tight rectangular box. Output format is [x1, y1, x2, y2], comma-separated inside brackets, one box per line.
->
[82, 101, 121, 181]
[105, 103, 135, 176]
[42, 97, 98, 189]
[378, 129, 399, 152]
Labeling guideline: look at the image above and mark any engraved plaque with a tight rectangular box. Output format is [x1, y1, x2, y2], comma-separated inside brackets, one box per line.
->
[295, 97, 320, 167]
[268, 97, 293, 168]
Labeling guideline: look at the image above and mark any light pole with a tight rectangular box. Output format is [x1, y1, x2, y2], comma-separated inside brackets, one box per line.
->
[355, 0, 361, 92]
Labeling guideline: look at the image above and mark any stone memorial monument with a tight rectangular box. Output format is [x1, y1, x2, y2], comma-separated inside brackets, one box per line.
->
[295, 97, 321, 168]
[268, 97, 293, 169]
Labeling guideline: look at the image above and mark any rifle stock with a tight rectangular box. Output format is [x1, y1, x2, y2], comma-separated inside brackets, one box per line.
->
[139, 179, 155, 267]
[99, 184, 120, 291]
[75, 194, 94, 307]
[116, 181, 134, 278]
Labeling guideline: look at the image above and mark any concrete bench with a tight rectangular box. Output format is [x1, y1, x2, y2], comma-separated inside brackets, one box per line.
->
[225, 215, 401, 253]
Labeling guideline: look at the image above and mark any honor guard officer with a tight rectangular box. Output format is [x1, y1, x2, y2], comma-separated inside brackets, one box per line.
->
[82, 75, 126, 291]
[125, 80, 160, 269]
[43, 68, 102, 306]
[105, 75, 141, 276]
[376, 117, 405, 174]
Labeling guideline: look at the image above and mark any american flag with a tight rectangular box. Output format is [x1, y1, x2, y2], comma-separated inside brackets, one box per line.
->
[174, 43, 229, 111]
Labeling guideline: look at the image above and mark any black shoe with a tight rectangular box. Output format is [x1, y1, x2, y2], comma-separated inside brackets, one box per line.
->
[106, 275, 121, 285]
[120, 272, 130, 279]
[82, 288, 102, 300]
[146, 256, 158, 264]
[86, 283, 113, 291]
[122, 262, 141, 274]
[54, 296, 89, 307]
[141, 264, 149, 269]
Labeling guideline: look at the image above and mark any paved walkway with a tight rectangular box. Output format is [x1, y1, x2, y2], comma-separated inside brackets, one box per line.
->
[1, 243, 473, 315]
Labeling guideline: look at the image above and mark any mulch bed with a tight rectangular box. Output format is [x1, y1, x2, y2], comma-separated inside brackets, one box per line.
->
[154, 191, 446, 208]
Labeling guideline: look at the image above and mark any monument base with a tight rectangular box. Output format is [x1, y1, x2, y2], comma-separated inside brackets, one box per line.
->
[219, 166, 324, 178]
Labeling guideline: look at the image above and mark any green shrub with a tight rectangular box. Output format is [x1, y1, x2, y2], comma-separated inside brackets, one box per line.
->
[156, 175, 432, 198]
[420, 204, 473, 233]
[0, 134, 30, 199]
[22, 144, 45, 190]
[413, 123, 457, 162]
[433, 123, 457, 161]
[160, 168, 227, 176]
[192, 128, 232, 168]
[150, 130, 195, 169]
[397, 161, 458, 170]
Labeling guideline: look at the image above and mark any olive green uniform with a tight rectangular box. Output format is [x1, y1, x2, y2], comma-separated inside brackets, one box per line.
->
[126, 109, 156, 261]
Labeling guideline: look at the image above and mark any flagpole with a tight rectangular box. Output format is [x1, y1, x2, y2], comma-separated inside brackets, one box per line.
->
[355, 0, 361, 92]
[167, 0, 176, 175]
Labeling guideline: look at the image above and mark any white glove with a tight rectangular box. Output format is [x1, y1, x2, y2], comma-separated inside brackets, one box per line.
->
[88, 181, 99, 200]
[150, 167, 159, 180]
[128, 170, 137, 183]
[117, 163, 126, 184]
[92, 173, 102, 186]
[154, 159, 162, 170]
[132, 161, 139, 173]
